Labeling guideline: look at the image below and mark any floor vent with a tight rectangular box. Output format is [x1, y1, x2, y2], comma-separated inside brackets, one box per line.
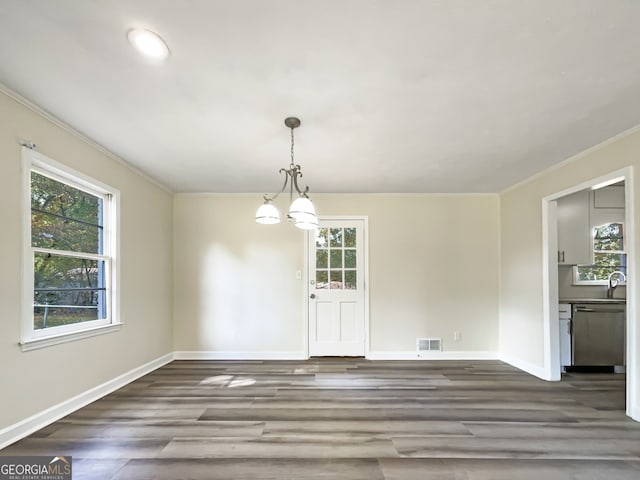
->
[417, 337, 442, 354]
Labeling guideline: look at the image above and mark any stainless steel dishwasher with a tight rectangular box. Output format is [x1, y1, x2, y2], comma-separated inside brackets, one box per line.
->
[572, 303, 625, 366]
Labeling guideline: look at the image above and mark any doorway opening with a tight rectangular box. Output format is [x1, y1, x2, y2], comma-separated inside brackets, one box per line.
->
[542, 167, 637, 420]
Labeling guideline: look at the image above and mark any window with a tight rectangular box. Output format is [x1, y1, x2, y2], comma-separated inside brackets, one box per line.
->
[22, 148, 119, 350]
[315, 227, 357, 290]
[574, 222, 626, 284]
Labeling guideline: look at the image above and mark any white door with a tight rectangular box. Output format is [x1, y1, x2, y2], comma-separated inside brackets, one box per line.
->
[308, 219, 366, 356]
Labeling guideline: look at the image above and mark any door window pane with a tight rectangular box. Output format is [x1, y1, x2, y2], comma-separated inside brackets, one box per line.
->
[345, 270, 357, 290]
[330, 270, 343, 289]
[344, 249, 356, 268]
[316, 270, 328, 289]
[330, 228, 343, 247]
[316, 228, 328, 248]
[316, 249, 328, 268]
[344, 228, 356, 247]
[330, 249, 343, 268]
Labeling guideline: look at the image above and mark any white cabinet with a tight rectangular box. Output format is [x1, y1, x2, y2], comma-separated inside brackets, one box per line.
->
[559, 303, 572, 368]
[593, 185, 625, 209]
[559, 303, 571, 319]
[557, 190, 591, 265]
[590, 185, 625, 230]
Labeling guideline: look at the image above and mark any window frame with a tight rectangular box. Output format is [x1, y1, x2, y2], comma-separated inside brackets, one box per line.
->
[21, 147, 121, 351]
[573, 222, 627, 286]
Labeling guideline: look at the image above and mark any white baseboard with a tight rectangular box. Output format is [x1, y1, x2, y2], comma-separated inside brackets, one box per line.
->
[499, 352, 549, 380]
[176, 350, 499, 361]
[173, 350, 307, 360]
[0, 352, 174, 450]
[366, 350, 499, 360]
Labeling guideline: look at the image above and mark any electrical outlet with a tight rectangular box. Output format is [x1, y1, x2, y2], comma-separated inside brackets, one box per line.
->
[454, 331, 461, 342]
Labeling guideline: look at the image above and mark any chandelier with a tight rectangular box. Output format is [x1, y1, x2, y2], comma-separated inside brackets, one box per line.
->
[255, 117, 318, 230]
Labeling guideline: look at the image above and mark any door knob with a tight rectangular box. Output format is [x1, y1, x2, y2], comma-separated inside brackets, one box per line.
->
[310, 294, 316, 299]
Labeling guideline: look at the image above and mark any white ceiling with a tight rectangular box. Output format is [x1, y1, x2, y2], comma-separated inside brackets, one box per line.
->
[1, 1, 639, 193]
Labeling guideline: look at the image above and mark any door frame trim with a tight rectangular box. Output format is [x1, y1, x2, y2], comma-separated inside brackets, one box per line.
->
[303, 216, 370, 358]
[542, 166, 637, 420]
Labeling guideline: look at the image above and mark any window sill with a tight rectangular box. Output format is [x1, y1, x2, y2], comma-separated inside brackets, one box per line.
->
[20, 323, 122, 352]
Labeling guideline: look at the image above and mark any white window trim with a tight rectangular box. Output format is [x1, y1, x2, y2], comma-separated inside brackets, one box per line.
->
[21, 147, 121, 351]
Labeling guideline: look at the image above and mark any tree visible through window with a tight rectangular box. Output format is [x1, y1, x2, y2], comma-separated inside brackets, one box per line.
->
[575, 223, 626, 283]
[31, 171, 108, 329]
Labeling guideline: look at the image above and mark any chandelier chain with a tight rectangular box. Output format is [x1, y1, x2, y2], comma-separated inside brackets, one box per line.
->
[290, 127, 295, 167]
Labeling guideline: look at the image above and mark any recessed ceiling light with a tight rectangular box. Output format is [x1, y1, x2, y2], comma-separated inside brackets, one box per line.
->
[127, 28, 170, 61]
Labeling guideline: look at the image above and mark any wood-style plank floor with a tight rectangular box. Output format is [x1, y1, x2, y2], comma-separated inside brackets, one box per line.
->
[3, 359, 640, 479]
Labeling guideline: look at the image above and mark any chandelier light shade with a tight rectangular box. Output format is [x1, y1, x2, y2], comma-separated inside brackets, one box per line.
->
[255, 117, 319, 230]
[288, 197, 316, 219]
[255, 201, 280, 224]
[293, 211, 319, 230]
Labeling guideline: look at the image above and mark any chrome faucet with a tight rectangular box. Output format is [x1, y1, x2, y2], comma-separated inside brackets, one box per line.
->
[607, 271, 626, 299]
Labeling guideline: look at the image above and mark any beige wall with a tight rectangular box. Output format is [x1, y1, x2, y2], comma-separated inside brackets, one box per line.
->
[174, 194, 500, 354]
[173, 195, 305, 352]
[0, 91, 174, 430]
[499, 128, 640, 400]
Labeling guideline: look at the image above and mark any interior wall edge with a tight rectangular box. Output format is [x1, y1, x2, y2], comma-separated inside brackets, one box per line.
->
[499, 351, 550, 380]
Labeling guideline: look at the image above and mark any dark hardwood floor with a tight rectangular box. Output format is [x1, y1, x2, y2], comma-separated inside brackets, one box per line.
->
[2, 359, 640, 479]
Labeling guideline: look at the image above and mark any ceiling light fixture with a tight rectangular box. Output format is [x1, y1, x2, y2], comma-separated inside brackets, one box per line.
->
[127, 28, 170, 61]
[256, 117, 318, 230]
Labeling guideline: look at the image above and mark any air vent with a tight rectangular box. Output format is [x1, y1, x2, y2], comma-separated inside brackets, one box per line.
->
[417, 337, 442, 353]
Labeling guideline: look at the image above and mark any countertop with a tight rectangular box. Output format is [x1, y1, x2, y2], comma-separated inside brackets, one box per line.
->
[560, 298, 626, 304]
